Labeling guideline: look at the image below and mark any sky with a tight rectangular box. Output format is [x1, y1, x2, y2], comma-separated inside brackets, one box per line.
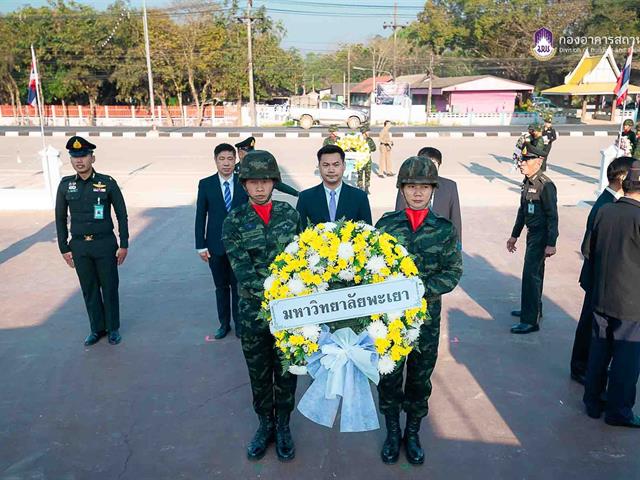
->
[0, 0, 425, 52]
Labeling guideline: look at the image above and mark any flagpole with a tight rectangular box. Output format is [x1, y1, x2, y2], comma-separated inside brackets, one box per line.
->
[615, 40, 635, 157]
[30, 44, 46, 149]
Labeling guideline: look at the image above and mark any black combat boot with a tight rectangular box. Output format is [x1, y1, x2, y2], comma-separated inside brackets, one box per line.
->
[275, 411, 295, 461]
[380, 413, 402, 464]
[404, 414, 425, 465]
[246, 414, 275, 460]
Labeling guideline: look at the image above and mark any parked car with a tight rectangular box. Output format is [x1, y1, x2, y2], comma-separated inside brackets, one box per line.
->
[289, 100, 368, 129]
[531, 95, 563, 112]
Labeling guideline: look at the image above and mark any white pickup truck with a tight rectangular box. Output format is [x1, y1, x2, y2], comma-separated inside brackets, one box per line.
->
[289, 101, 368, 130]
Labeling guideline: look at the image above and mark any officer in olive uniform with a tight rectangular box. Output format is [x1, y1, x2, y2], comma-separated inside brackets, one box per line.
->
[523, 123, 550, 171]
[55, 136, 129, 346]
[375, 156, 463, 465]
[222, 150, 301, 462]
[234, 136, 299, 197]
[358, 124, 376, 194]
[620, 119, 638, 156]
[507, 152, 558, 334]
[323, 125, 339, 146]
[542, 114, 557, 169]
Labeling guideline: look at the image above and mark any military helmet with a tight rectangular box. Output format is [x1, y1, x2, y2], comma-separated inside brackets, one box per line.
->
[239, 150, 281, 183]
[328, 124, 338, 133]
[529, 122, 543, 132]
[543, 113, 553, 123]
[397, 156, 438, 188]
[359, 123, 370, 133]
[623, 119, 634, 127]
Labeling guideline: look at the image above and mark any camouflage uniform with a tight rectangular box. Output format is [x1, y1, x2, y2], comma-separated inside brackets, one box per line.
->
[375, 211, 462, 417]
[323, 125, 339, 146]
[223, 201, 300, 415]
[375, 156, 462, 465]
[357, 133, 377, 192]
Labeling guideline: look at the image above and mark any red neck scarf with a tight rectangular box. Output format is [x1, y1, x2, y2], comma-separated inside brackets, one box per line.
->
[252, 202, 273, 225]
[405, 208, 429, 232]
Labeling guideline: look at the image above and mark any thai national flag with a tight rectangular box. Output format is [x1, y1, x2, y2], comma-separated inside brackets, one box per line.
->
[614, 44, 634, 106]
[27, 62, 37, 106]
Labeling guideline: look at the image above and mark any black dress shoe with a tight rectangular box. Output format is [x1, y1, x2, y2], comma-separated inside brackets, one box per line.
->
[214, 327, 230, 340]
[604, 415, 640, 428]
[510, 323, 540, 334]
[84, 331, 106, 346]
[511, 310, 521, 317]
[385, 172, 395, 177]
[571, 371, 586, 385]
[108, 330, 122, 345]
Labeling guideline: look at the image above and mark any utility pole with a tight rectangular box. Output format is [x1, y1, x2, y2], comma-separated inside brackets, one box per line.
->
[372, 47, 377, 106]
[426, 52, 434, 122]
[383, 1, 407, 79]
[142, 0, 156, 128]
[347, 46, 351, 107]
[245, 0, 257, 127]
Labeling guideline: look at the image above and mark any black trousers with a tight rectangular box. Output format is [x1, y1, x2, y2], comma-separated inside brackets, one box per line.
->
[584, 312, 640, 422]
[208, 253, 239, 331]
[520, 229, 546, 326]
[70, 235, 120, 333]
[570, 287, 593, 376]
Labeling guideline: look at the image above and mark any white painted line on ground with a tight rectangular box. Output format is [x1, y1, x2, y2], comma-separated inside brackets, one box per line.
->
[426, 132, 439, 138]
[52, 131, 66, 137]
[569, 131, 583, 137]
[99, 131, 113, 137]
[285, 132, 298, 138]
[262, 132, 276, 138]
[497, 132, 510, 137]
[169, 132, 183, 138]
[4, 131, 19, 137]
[123, 132, 136, 138]
[193, 132, 206, 138]
[75, 132, 90, 138]
[146, 131, 159, 138]
[28, 131, 42, 137]
[215, 132, 229, 138]
[593, 131, 608, 137]
[402, 132, 415, 138]
[309, 132, 322, 138]
[473, 132, 487, 137]
[449, 132, 463, 138]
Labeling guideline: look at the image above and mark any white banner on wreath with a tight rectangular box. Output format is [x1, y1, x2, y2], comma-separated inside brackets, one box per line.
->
[270, 277, 425, 331]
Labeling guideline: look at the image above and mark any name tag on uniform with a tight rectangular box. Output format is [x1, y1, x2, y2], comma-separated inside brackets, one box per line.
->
[94, 204, 105, 220]
[528, 188, 537, 193]
[528, 203, 535, 214]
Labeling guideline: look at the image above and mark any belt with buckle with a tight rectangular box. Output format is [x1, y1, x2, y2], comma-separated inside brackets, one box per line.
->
[72, 232, 112, 241]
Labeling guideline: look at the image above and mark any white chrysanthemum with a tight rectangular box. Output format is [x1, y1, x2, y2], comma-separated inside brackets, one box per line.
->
[378, 355, 396, 375]
[367, 320, 388, 340]
[387, 310, 403, 321]
[404, 328, 420, 343]
[284, 242, 299, 255]
[338, 242, 354, 260]
[365, 255, 386, 274]
[263, 275, 277, 291]
[288, 365, 308, 375]
[316, 282, 330, 292]
[323, 222, 337, 231]
[307, 252, 321, 268]
[300, 324, 321, 342]
[362, 224, 375, 231]
[287, 277, 305, 295]
[412, 319, 424, 329]
[395, 245, 408, 257]
[338, 267, 355, 281]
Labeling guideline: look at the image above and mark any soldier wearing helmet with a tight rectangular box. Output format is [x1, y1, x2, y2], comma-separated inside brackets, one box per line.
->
[522, 123, 550, 171]
[621, 119, 638, 156]
[374, 156, 462, 466]
[222, 150, 301, 462]
[323, 124, 340, 146]
[542, 113, 557, 169]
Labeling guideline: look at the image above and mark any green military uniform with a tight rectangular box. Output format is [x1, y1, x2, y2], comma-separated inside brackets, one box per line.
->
[541, 115, 557, 171]
[234, 136, 299, 197]
[620, 120, 638, 157]
[222, 150, 300, 461]
[323, 125, 339, 146]
[511, 162, 558, 328]
[523, 124, 550, 171]
[374, 156, 462, 465]
[55, 137, 128, 343]
[357, 126, 376, 193]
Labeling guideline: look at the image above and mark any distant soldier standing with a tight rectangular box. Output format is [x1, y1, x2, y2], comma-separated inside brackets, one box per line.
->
[223, 150, 301, 461]
[55, 136, 129, 346]
[523, 123, 550, 171]
[507, 152, 558, 334]
[358, 124, 376, 194]
[541, 114, 557, 170]
[378, 120, 394, 177]
[323, 125, 340, 146]
[234, 136, 299, 197]
[375, 156, 463, 465]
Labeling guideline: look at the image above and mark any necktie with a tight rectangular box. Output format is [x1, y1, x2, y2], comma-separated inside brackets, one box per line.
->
[223, 181, 232, 212]
[329, 190, 337, 221]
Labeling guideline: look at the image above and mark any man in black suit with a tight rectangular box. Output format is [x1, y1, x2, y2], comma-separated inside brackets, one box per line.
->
[195, 143, 248, 339]
[296, 144, 372, 229]
[583, 160, 640, 428]
[570, 156, 635, 384]
[395, 147, 462, 245]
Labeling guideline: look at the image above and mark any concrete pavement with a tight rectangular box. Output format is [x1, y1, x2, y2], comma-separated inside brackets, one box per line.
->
[1, 135, 637, 479]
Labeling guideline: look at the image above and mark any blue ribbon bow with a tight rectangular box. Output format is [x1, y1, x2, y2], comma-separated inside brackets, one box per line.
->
[297, 327, 380, 432]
